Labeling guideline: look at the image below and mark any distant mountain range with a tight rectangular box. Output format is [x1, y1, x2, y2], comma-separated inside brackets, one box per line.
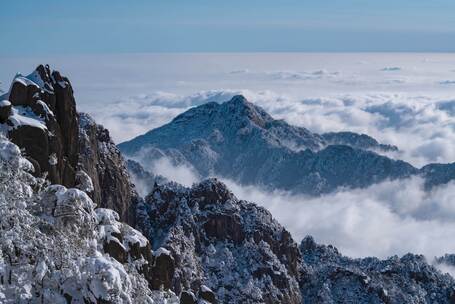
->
[119, 95, 455, 194]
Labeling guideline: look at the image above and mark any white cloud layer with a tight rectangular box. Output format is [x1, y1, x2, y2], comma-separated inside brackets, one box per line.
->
[224, 178, 455, 259]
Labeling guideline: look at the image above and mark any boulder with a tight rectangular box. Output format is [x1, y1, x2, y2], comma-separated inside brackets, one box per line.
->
[8, 81, 38, 106]
[0, 100, 12, 123]
[199, 285, 217, 303]
[103, 239, 127, 263]
[180, 291, 197, 304]
[150, 248, 175, 290]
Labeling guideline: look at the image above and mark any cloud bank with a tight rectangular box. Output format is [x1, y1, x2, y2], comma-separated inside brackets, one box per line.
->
[225, 178, 455, 259]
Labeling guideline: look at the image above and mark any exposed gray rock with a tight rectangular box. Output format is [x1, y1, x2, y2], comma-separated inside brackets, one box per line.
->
[180, 290, 197, 304]
[78, 113, 140, 225]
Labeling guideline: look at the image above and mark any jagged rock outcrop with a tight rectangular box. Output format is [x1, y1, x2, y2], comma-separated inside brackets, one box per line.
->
[1, 64, 79, 187]
[0, 66, 138, 224]
[300, 236, 455, 303]
[119, 95, 455, 194]
[78, 113, 140, 225]
[136, 178, 302, 304]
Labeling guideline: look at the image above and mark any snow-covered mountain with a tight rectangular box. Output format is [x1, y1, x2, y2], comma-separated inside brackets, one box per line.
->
[135, 178, 455, 303]
[2, 66, 455, 303]
[119, 95, 454, 194]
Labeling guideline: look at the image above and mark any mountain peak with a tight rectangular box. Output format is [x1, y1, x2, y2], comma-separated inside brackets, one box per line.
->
[229, 94, 248, 105]
[222, 95, 273, 128]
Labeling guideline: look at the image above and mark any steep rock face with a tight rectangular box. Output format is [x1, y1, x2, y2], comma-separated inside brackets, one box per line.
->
[78, 113, 140, 226]
[136, 178, 302, 304]
[0, 66, 139, 224]
[1, 64, 79, 187]
[119, 95, 417, 195]
[0, 134, 178, 304]
[300, 236, 455, 303]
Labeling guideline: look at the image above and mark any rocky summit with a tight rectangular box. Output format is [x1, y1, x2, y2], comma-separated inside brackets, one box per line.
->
[1, 66, 455, 303]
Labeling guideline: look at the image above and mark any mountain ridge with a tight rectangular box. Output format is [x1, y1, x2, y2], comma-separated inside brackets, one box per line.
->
[119, 95, 452, 195]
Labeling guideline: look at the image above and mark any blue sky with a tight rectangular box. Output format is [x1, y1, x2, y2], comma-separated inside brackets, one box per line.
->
[1, 0, 455, 54]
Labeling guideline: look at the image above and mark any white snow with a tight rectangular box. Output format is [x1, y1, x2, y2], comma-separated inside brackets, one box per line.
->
[48, 153, 57, 165]
[0, 100, 10, 107]
[8, 106, 47, 131]
[36, 100, 54, 116]
[200, 285, 212, 293]
[0, 136, 178, 303]
[154, 247, 171, 257]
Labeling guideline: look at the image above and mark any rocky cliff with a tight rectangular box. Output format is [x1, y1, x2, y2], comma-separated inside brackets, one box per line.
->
[0, 65, 137, 225]
[78, 113, 140, 225]
[0, 134, 178, 303]
[137, 178, 302, 303]
[1, 64, 79, 186]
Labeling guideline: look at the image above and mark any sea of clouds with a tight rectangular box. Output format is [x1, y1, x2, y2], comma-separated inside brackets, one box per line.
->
[2, 53, 455, 260]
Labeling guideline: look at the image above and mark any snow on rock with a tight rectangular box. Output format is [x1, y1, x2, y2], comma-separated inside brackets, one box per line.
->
[135, 176, 455, 303]
[7, 106, 47, 131]
[0, 135, 178, 303]
[137, 178, 302, 303]
[48, 152, 57, 165]
[78, 112, 140, 225]
[300, 236, 455, 303]
[1, 64, 80, 188]
[0, 100, 11, 107]
[75, 169, 94, 193]
[155, 247, 171, 258]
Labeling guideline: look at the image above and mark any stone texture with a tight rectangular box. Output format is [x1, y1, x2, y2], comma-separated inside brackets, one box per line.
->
[78, 113, 140, 225]
[5, 65, 79, 187]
